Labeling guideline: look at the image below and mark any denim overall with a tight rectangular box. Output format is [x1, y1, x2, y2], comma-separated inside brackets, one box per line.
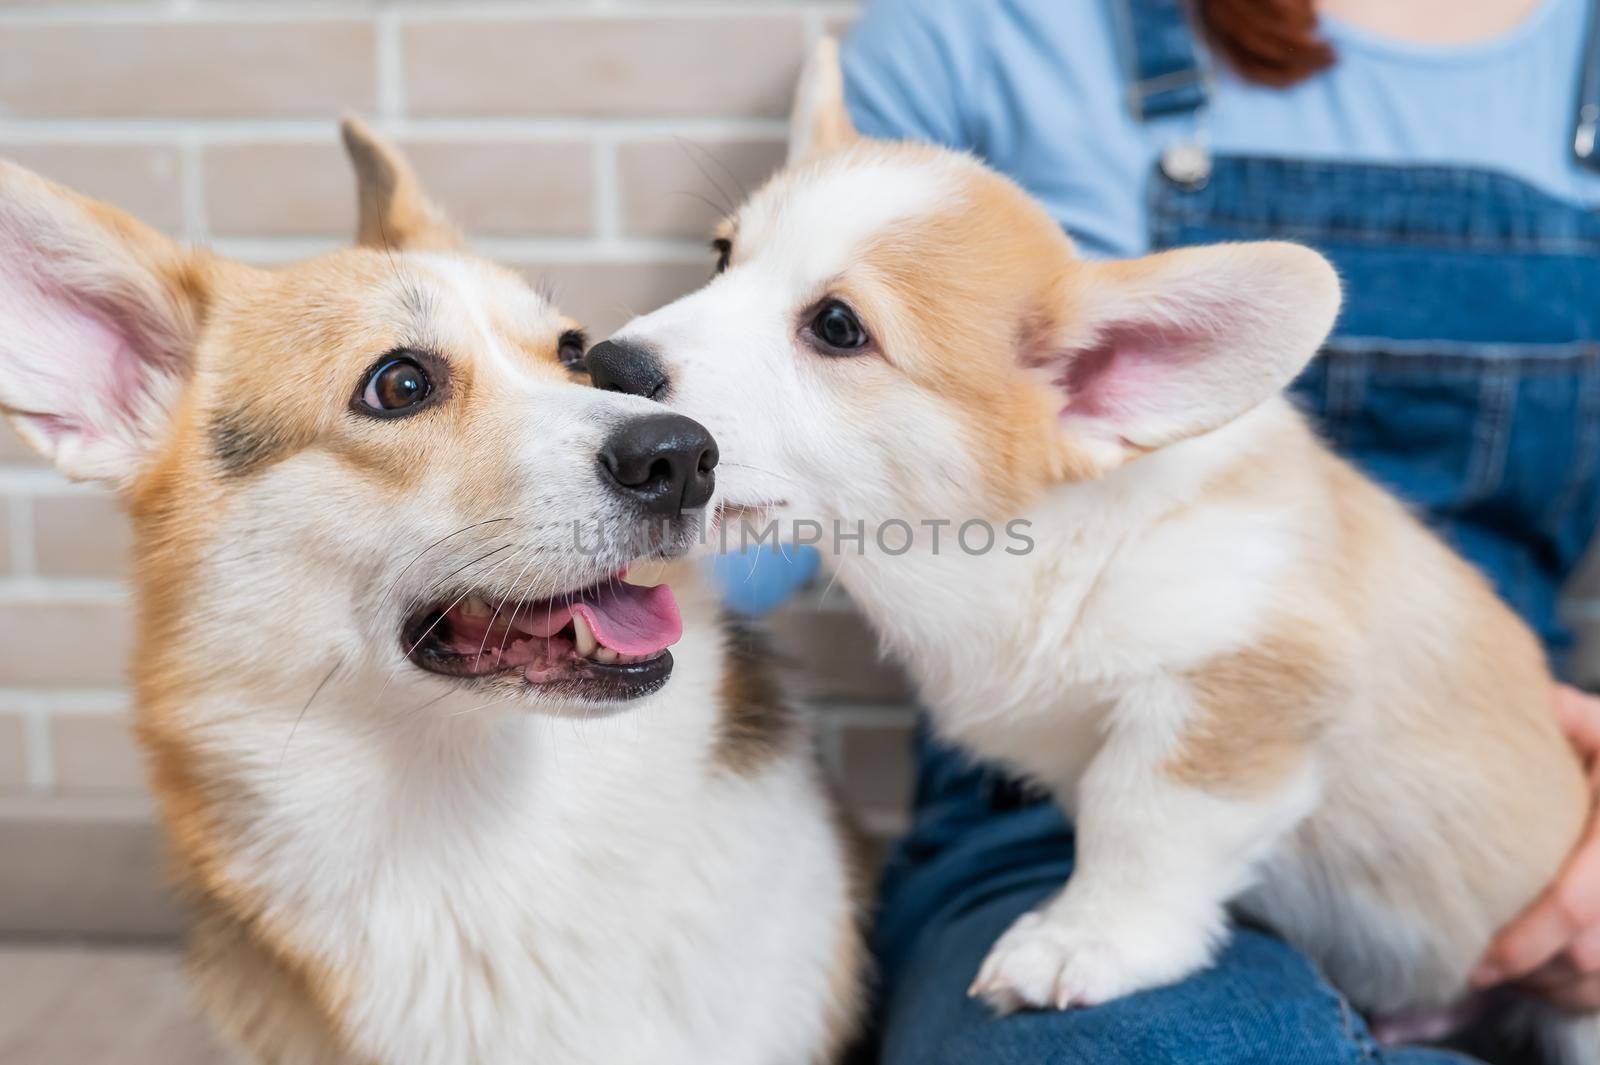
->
[871, 4, 1600, 1063]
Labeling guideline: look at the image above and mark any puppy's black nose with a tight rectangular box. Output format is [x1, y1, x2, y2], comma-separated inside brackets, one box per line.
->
[599, 413, 718, 519]
[587, 339, 669, 401]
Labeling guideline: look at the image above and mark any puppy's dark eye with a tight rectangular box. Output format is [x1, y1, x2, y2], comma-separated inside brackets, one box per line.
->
[558, 329, 587, 371]
[356, 353, 434, 417]
[711, 238, 732, 275]
[810, 300, 869, 354]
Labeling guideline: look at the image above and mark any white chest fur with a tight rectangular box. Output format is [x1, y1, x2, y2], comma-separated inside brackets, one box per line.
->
[182, 614, 849, 1065]
[840, 407, 1294, 793]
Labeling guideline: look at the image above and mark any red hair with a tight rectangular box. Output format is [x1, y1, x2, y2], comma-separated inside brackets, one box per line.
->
[1193, 0, 1336, 88]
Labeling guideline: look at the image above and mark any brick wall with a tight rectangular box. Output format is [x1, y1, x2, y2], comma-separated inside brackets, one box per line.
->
[1, 0, 1597, 936]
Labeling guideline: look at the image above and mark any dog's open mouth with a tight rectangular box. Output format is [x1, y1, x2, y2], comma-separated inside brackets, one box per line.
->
[402, 573, 681, 701]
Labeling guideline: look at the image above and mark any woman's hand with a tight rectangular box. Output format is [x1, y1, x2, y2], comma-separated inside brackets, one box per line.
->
[1472, 685, 1600, 1011]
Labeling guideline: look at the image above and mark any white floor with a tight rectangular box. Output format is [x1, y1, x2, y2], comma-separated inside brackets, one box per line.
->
[0, 942, 228, 1065]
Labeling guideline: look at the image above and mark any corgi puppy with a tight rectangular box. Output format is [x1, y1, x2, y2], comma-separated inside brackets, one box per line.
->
[0, 120, 862, 1065]
[600, 40, 1597, 1057]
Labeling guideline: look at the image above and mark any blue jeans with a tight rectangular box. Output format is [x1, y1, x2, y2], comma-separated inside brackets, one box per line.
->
[872, 734, 1487, 1065]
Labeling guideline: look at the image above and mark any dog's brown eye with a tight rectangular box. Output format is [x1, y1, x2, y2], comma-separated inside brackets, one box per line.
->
[810, 301, 868, 354]
[711, 238, 732, 275]
[558, 329, 587, 371]
[358, 355, 432, 416]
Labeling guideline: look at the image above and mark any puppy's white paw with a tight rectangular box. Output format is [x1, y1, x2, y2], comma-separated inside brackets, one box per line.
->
[967, 911, 1188, 1014]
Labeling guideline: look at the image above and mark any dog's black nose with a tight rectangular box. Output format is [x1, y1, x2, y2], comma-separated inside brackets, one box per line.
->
[599, 413, 718, 518]
[587, 339, 669, 401]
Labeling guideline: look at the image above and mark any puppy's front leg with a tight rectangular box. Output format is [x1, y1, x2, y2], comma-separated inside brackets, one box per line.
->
[970, 676, 1319, 1013]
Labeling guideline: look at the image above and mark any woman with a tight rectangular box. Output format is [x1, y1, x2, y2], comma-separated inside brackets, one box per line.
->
[836, 0, 1600, 1061]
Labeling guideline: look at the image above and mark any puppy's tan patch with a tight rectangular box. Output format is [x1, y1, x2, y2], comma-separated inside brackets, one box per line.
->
[843, 160, 1107, 516]
[1167, 631, 1337, 796]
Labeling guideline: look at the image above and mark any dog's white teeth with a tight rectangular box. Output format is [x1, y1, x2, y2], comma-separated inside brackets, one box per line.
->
[621, 564, 664, 589]
[572, 613, 599, 657]
[459, 596, 491, 618]
[592, 647, 620, 665]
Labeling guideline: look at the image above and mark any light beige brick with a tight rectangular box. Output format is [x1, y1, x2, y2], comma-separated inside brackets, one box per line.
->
[1568, 539, 1600, 684]
[513, 259, 711, 336]
[766, 605, 913, 703]
[1573, 617, 1600, 689]
[32, 494, 132, 579]
[0, 144, 183, 234]
[1571, 539, 1600, 600]
[52, 712, 145, 794]
[0, 713, 26, 790]
[825, 13, 860, 40]
[618, 138, 786, 238]
[206, 139, 594, 238]
[0, 941, 226, 1063]
[0, 602, 131, 687]
[0, 507, 9, 575]
[403, 17, 805, 117]
[0, 422, 40, 465]
[837, 717, 914, 815]
[0, 22, 376, 117]
[0, 795, 181, 936]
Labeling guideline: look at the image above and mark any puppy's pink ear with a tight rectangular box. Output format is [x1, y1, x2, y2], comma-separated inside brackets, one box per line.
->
[0, 161, 208, 487]
[1037, 242, 1340, 469]
[788, 39, 859, 164]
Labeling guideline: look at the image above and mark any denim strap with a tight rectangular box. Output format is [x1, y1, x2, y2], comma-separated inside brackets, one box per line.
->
[1575, 0, 1600, 171]
[1115, 0, 1210, 121]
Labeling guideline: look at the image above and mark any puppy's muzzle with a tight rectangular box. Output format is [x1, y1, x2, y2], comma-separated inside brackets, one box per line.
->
[587, 338, 669, 401]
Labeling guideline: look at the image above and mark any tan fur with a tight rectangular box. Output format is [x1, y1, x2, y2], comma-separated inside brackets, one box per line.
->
[714, 615, 800, 774]
[1168, 632, 1337, 795]
[788, 38, 860, 164]
[1154, 411, 1589, 985]
[186, 903, 371, 1065]
[342, 115, 463, 253]
[847, 163, 1097, 514]
[817, 820, 870, 1065]
[1310, 439, 1588, 937]
[1162, 434, 1350, 795]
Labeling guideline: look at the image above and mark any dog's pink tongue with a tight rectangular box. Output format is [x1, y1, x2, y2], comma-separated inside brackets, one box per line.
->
[571, 582, 682, 655]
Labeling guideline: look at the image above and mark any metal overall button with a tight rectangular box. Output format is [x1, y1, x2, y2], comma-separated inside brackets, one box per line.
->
[1160, 141, 1212, 190]
[1576, 102, 1600, 164]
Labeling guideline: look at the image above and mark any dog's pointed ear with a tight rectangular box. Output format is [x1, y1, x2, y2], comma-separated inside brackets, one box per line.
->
[340, 115, 462, 252]
[1033, 242, 1341, 472]
[788, 38, 859, 164]
[0, 161, 213, 487]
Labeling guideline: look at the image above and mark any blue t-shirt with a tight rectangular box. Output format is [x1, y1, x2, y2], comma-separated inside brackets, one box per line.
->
[843, 0, 1600, 258]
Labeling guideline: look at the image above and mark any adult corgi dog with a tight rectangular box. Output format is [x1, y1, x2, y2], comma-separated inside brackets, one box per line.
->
[598, 40, 1598, 1057]
[0, 120, 862, 1065]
